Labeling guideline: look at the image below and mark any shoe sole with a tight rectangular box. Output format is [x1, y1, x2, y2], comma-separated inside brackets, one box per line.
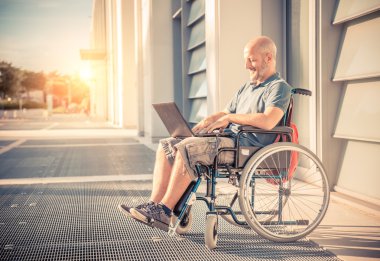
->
[118, 205, 132, 218]
[121, 206, 156, 229]
[129, 207, 170, 233]
[130, 208, 150, 223]
[151, 220, 169, 232]
[133, 217, 155, 228]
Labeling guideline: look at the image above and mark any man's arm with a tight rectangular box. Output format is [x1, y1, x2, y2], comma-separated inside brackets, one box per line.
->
[203, 106, 284, 133]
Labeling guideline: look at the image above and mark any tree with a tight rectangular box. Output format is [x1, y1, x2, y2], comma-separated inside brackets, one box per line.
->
[21, 71, 46, 92]
[0, 61, 20, 99]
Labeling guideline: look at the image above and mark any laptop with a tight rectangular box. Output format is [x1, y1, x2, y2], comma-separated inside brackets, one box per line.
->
[152, 102, 228, 138]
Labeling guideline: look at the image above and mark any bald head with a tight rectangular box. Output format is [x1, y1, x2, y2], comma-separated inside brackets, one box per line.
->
[245, 36, 277, 61]
[244, 36, 277, 84]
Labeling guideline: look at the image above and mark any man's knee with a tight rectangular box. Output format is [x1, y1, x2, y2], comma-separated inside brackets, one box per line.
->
[156, 143, 166, 159]
[156, 143, 175, 166]
[156, 143, 164, 155]
[158, 138, 180, 165]
[172, 152, 184, 167]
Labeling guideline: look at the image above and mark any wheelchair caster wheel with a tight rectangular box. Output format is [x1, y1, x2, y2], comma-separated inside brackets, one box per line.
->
[172, 212, 193, 235]
[205, 214, 218, 250]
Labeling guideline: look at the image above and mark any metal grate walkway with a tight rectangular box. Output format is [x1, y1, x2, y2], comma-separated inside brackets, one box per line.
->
[0, 181, 340, 261]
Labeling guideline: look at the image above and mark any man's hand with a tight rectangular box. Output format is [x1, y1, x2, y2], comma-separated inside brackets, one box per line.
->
[203, 115, 229, 133]
[192, 111, 228, 133]
[192, 117, 213, 133]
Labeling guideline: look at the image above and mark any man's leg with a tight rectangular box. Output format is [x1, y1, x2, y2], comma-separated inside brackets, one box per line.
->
[130, 152, 193, 228]
[149, 144, 173, 203]
[160, 152, 193, 209]
[118, 143, 173, 216]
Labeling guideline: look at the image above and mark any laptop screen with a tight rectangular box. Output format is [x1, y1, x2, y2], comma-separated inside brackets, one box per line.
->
[152, 102, 194, 138]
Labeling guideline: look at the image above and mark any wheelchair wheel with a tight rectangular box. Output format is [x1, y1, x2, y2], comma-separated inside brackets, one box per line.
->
[205, 214, 218, 250]
[239, 142, 330, 242]
[172, 211, 193, 235]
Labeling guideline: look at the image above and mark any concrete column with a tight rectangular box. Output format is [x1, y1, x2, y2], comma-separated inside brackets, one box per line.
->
[120, 0, 138, 129]
[316, 0, 345, 188]
[105, 0, 115, 124]
[138, 0, 175, 141]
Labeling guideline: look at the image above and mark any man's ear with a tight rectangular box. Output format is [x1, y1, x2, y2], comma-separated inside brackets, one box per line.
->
[265, 52, 273, 64]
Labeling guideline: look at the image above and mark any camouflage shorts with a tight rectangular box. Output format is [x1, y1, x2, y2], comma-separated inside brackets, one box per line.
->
[160, 136, 235, 180]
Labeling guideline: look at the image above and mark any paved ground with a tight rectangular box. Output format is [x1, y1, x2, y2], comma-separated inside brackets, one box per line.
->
[0, 110, 379, 260]
[0, 139, 154, 179]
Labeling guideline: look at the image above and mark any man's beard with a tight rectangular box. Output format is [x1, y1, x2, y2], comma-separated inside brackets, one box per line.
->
[250, 62, 268, 85]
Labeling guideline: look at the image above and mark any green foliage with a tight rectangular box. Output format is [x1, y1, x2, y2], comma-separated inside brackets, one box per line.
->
[21, 71, 46, 91]
[0, 61, 19, 98]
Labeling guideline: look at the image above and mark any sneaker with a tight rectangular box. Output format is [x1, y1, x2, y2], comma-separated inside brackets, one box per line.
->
[131, 204, 171, 232]
[118, 201, 155, 218]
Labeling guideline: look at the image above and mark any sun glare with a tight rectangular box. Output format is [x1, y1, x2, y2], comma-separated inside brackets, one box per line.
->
[79, 63, 93, 83]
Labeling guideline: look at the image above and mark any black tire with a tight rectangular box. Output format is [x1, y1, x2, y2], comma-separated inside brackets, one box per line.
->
[173, 212, 193, 235]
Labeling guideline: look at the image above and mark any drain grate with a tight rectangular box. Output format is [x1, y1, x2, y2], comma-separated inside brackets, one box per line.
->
[0, 181, 340, 261]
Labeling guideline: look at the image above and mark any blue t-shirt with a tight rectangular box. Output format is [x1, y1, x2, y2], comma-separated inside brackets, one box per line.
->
[224, 73, 292, 147]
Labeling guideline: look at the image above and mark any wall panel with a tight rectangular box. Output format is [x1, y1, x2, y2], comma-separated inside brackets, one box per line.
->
[334, 0, 380, 24]
[333, 16, 380, 81]
[337, 140, 380, 200]
[334, 80, 380, 142]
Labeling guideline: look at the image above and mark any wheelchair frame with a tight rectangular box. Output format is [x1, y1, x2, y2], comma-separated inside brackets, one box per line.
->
[168, 89, 330, 249]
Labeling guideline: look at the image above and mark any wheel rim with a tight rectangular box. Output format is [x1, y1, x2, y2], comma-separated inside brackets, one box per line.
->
[240, 142, 330, 241]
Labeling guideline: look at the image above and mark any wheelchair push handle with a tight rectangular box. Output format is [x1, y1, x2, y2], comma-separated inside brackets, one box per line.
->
[292, 88, 312, 96]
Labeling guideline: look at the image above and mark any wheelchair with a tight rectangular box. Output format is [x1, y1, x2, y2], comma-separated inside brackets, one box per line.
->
[168, 88, 330, 249]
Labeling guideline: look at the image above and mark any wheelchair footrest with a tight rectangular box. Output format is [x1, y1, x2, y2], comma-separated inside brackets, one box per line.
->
[259, 219, 309, 226]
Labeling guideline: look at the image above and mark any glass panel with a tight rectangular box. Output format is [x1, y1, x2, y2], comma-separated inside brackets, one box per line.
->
[334, 0, 380, 24]
[187, 18, 205, 50]
[187, 0, 205, 26]
[189, 72, 207, 98]
[188, 46, 206, 74]
[188, 98, 207, 123]
[334, 16, 380, 81]
[334, 80, 380, 142]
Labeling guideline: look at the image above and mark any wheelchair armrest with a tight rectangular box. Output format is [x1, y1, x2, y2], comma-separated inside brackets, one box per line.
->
[237, 125, 293, 135]
[292, 88, 312, 96]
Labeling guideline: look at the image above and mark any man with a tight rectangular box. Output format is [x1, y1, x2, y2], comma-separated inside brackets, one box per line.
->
[118, 36, 292, 231]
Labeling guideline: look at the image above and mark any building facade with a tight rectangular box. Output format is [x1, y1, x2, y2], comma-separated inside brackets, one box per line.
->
[87, 0, 380, 205]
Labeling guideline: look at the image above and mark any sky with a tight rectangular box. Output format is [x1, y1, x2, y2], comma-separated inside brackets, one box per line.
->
[0, 0, 93, 75]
